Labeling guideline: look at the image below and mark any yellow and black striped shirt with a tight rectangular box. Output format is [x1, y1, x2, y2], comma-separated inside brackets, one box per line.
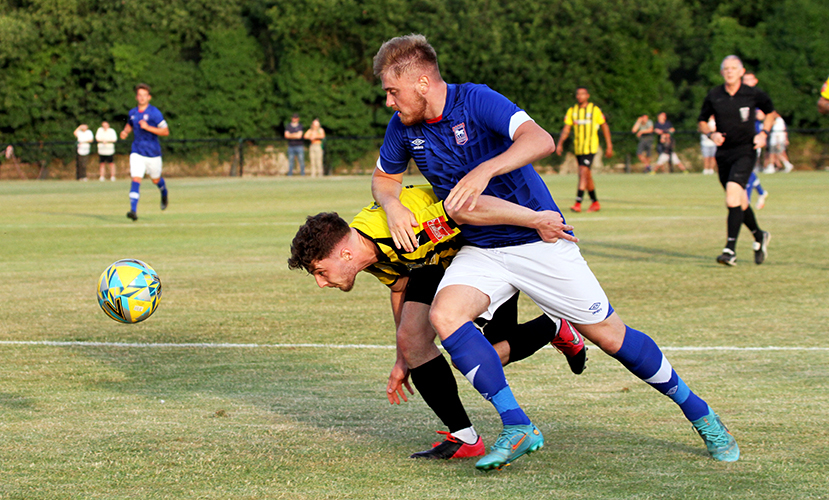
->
[564, 102, 606, 155]
[822, 76, 829, 100]
[350, 185, 463, 287]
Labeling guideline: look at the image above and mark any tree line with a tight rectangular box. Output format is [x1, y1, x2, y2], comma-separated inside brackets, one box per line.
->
[1, 0, 827, 166]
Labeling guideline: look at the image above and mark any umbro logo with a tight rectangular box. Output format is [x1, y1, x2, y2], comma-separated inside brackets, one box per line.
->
[411, 138, 425, 150]
[589, 302, 603, 315]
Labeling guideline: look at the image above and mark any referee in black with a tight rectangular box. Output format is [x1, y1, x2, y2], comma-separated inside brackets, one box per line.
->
[699, 55, 775, 266]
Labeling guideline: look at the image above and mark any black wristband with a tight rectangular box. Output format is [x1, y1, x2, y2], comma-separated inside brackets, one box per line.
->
[706, 132, 714, 138]
[761, 129, 770, 136]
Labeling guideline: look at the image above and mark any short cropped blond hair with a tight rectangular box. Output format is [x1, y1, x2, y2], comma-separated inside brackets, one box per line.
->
[373, 34, 440, 79]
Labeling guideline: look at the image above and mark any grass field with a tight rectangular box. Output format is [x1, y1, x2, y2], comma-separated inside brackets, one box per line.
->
[1, 172, 828, 499]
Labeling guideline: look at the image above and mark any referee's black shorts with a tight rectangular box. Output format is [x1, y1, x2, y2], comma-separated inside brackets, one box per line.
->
[716, 145, 754, 189]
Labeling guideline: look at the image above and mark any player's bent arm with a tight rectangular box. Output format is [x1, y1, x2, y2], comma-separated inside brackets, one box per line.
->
[556, 124, 571, 155]
[755, 110, 777, 149]
[447, 195, 577, 243]
[819, 97, 829, 115]
[387, 277, 413, 405]
[388, 277, 408, 329]
[445, 121, 555, 211]
[142, 124, 169, 137]
[601, 122, 613, 157]
[699, 121, 724, 146]
[372, 168, 419, 252]
[119, 124, 133, 140]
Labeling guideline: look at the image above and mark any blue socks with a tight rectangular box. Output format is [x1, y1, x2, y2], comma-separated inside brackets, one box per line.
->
[129, 180, 140, 212]
[442, 322, 530, 426]
[157, 177, 167, 196]
[612, 325, 709, 422]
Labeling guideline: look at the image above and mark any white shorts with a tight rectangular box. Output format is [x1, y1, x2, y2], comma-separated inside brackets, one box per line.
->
[130, 153, 163, 179]
[656, 152, 681, 165]
[436, 240, 610, 325]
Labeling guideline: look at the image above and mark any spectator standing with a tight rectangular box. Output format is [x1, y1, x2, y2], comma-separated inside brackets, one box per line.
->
[555, 86, 613, 213]
[96, 121, 118, 181]
[285, 113, 305, 176]
[74, 124, 94, 181]
[698, 55, 774, 266]
[303, 118, 326, 177]
[765, 114, 794, 173]
[700, 116, 718, 175]
[652, 112, 687, 173]
[631, 115, 654, 172]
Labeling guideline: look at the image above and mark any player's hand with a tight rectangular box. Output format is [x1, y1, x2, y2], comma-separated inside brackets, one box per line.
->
[386, 361, 413, 405]
[385, 202, 419, 252]
[605, 145, 613, 159]
[555, 143, 564, 156]
[535, 211, 578, 243]
[711, 132, 725, 146]
[139, 120, 150, 131]
[119, 130, 129, 140]
[753, 132, 767, 150]
[445, 166, 492, 212]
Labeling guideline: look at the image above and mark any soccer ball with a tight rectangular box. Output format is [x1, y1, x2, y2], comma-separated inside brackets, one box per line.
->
[97, 259, 162, 323]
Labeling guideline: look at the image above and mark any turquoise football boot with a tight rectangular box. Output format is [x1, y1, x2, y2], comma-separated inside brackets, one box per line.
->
[475, 423, 544, 470]
[692, 406, 740, 462]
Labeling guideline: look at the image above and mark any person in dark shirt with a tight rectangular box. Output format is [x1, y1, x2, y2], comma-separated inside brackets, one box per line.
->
[284, 113, 305, 176]
[652, 112, 687, 173]
[698, 55, 775, 266]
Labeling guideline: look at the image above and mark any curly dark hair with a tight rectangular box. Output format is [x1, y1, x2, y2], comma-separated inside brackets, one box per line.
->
[287, 213, 351, 272]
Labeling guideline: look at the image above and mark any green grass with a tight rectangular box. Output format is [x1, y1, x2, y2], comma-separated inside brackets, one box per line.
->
[1, 173, 828, 499]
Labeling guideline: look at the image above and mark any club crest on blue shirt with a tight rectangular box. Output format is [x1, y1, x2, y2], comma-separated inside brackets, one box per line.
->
[452, 122, 469, 145]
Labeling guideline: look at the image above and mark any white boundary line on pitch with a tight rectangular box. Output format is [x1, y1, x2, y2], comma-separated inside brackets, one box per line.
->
[2, 212, 824, 230]
[1, 340, 827, 351]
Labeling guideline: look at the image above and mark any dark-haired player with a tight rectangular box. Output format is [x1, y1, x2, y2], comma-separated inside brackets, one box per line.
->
[120, 84, 169, 221]
[372, 34, 738, 470]
[555, 86, 613, 213]
[289, 186, 586, 460]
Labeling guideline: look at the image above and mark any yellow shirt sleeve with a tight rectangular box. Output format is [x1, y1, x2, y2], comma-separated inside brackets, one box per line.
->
[821, 77, 829, 99]
[594, 106, 606, 126]
[351, 185, 462, 287]
[564, 107, 574, 126]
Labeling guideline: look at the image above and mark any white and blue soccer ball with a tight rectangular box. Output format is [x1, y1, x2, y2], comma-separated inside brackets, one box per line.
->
[97, 259, 162, 323]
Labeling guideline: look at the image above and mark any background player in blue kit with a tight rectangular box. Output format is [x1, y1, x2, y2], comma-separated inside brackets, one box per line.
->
[120, 83, 170, 221]
[371, 34, 739, 470]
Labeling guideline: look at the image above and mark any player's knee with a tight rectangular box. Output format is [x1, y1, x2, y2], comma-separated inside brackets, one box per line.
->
[429, 301, 462, 339]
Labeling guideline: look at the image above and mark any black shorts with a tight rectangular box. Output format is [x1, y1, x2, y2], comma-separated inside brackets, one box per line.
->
[402, 265, 520, 345]
[99, 154, 114, 163]
[716, 146, 754, 189]
[403, 266, 446, 305]
[576, 154, 595, 168]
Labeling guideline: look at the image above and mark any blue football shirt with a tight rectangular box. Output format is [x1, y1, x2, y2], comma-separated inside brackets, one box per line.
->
[378, 83, 564, 248]
[127, 104, 167, 158]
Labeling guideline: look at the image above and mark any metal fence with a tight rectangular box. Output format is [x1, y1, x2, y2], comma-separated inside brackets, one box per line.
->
[3, 130, 827, 180]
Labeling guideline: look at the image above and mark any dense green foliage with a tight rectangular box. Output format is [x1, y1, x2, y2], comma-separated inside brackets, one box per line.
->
[1, 0, 827, 154]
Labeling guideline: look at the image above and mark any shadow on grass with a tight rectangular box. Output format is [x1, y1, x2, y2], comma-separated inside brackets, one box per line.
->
[37, 211, 112, 222]
[0, 392, 36, 410]
[580, 239, 710, 263]
[75, 346, 715, 463]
